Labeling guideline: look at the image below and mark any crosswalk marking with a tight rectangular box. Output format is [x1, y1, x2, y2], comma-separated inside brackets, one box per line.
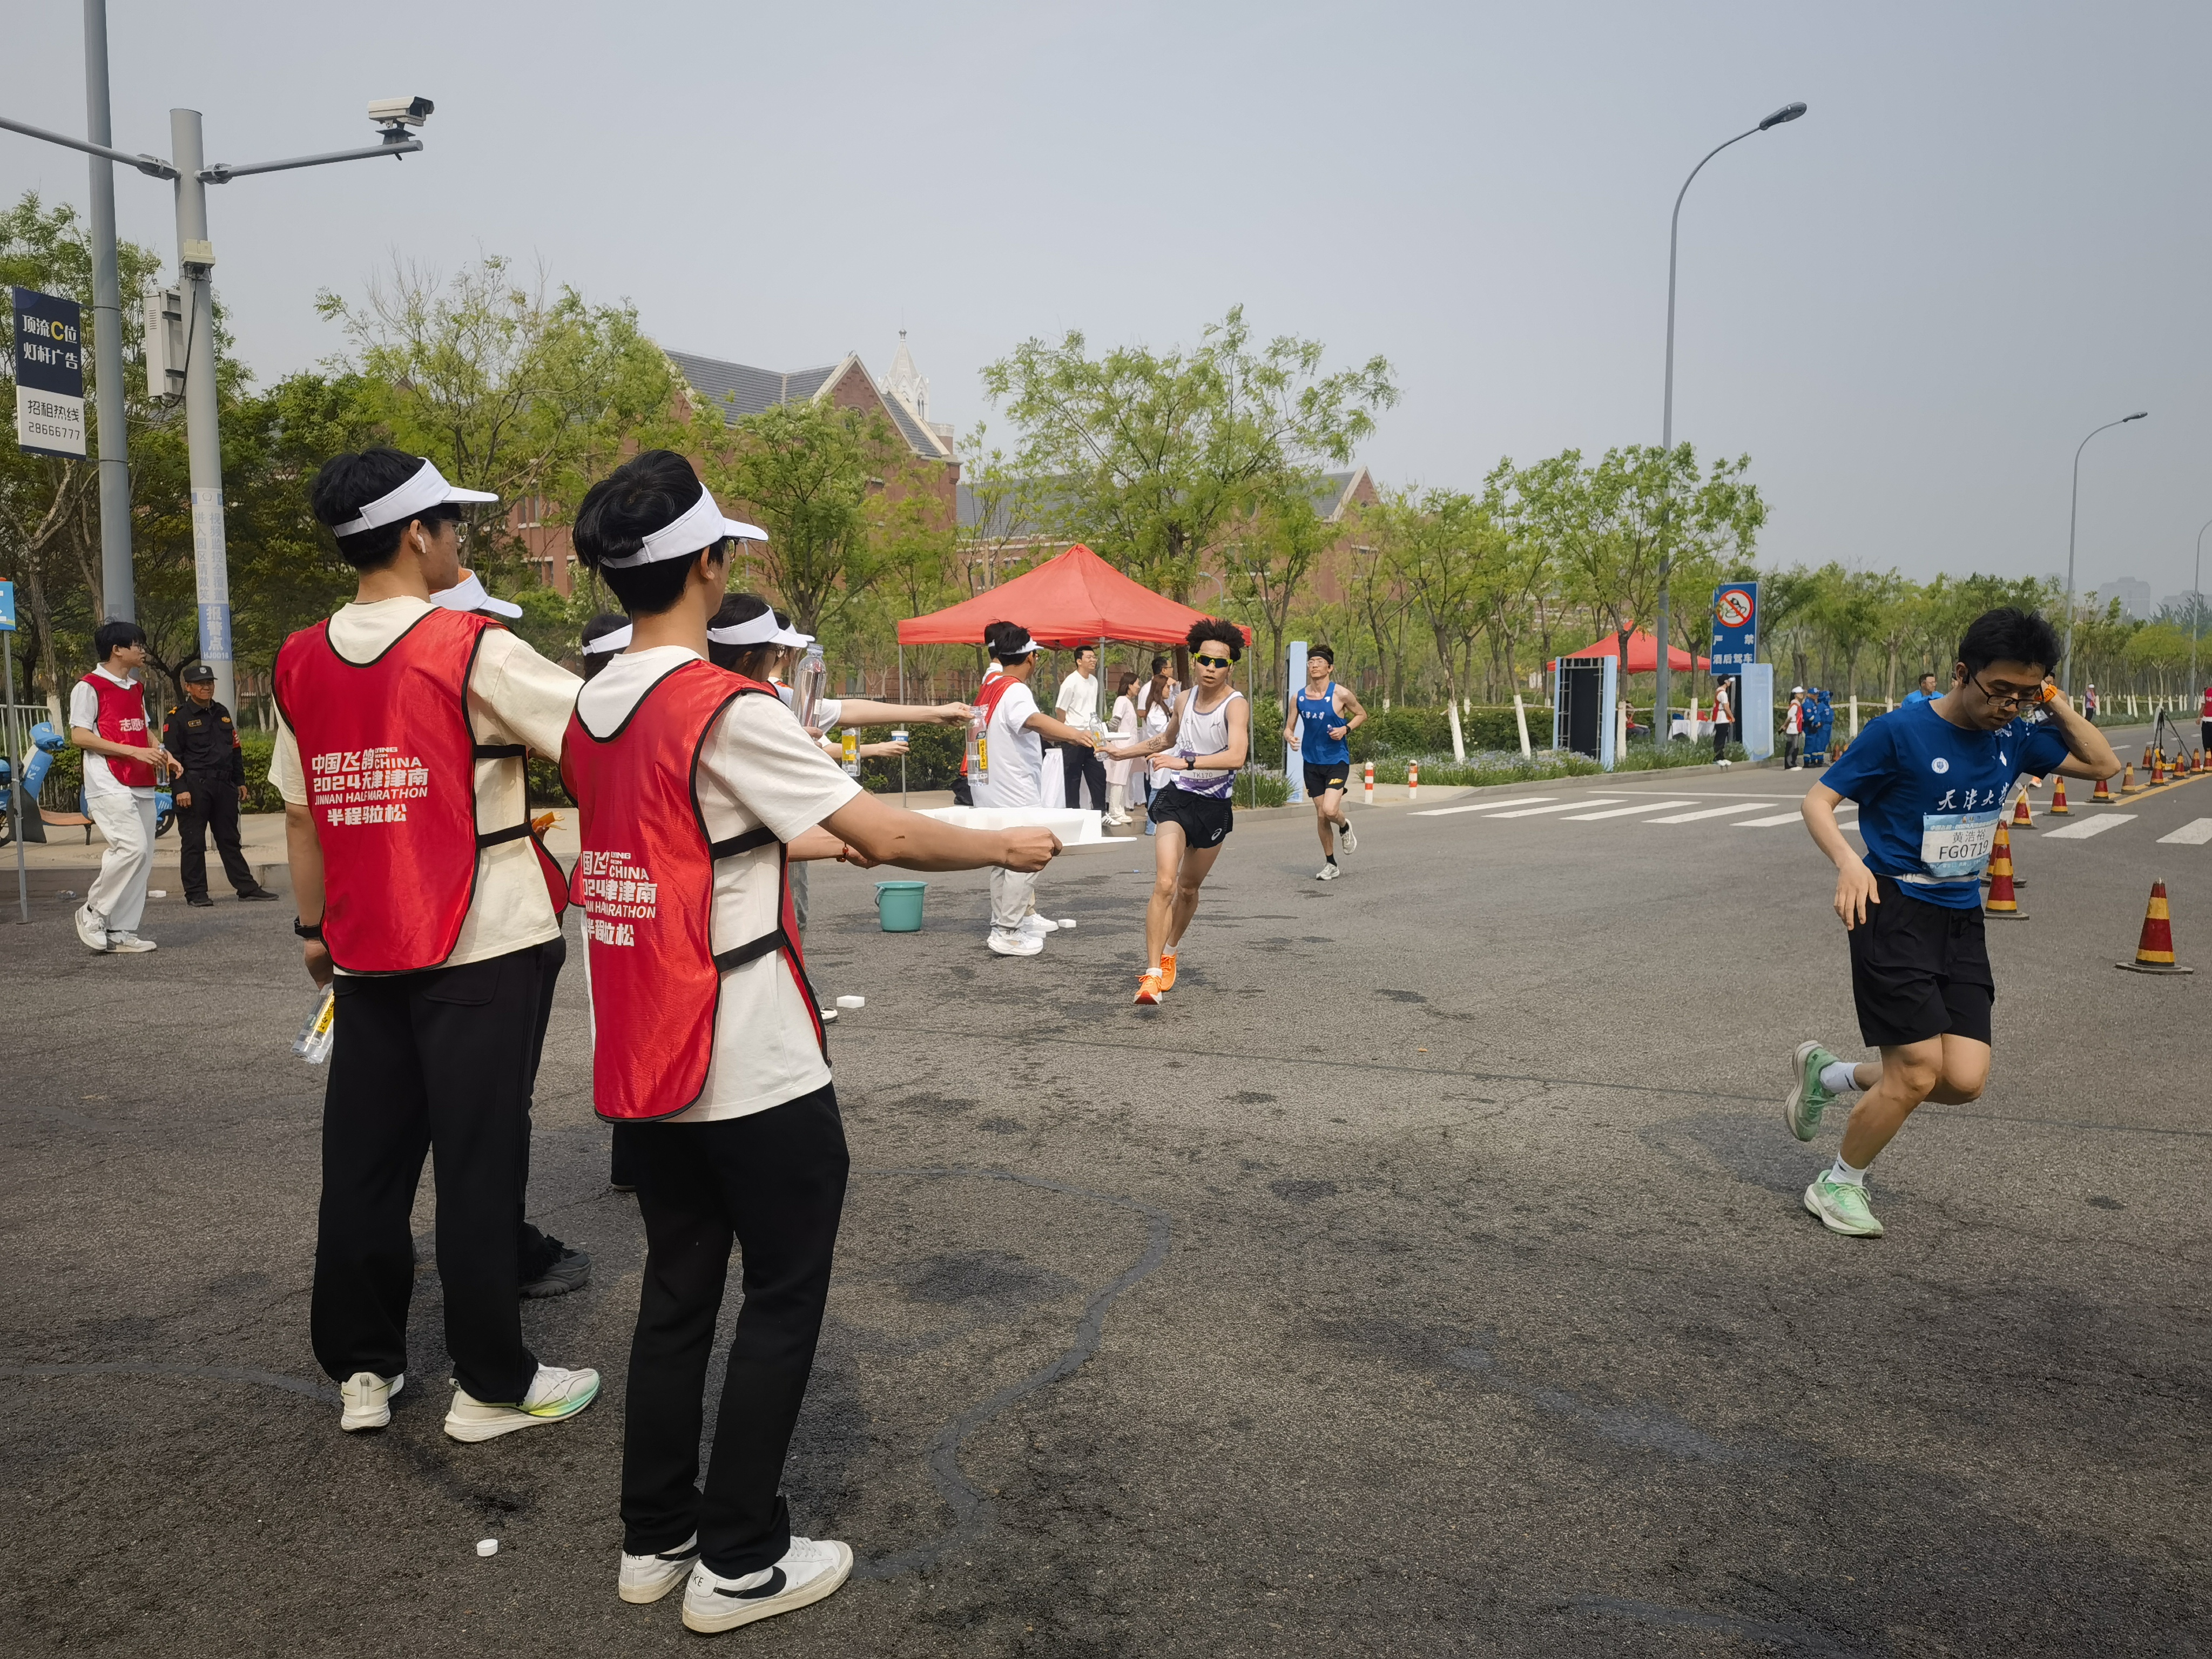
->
[1562, 800, 1697, 821]
[2044, 814, 2134, 840]
[1488, 798, 1625, 819]
[2157, 818, 2212, 845]
[1644, 802, 1777, 825]
[1410, 797, 1557, 817]
[1738, 809, 1806, 827]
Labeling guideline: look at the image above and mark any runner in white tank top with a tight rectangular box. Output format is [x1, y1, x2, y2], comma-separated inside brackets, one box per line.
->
[1103, 619, 1252, 1004]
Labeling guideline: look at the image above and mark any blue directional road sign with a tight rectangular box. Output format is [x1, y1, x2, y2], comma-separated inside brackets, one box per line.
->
[0, 578, 16, 631]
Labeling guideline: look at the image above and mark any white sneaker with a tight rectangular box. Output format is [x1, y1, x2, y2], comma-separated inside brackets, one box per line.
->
[1336, 820, 1357, 854]
[818, 1006, 839, 1024]
[1017, 913, 1058, 936]
[75, 904, 111, 952]
[1716, 759, 1732, 767]
[1316, 862, 1340, 880]
[339, 1370, 403, 1432]
[987, 928, 1042, 957]
[443, 1362, 601, 1442]
[106, 931, 157, 953]
[619, 1533, 699, 1604]
[682, 1537, 854, 1634]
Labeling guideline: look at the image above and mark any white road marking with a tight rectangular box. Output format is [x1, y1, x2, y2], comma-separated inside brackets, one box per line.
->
[1643, 802, 1779, 825]
[1738, 808, 1855, 827]
[1562, 800, 1698, 821]
[1489, 799, 1627, 819]
[2157, 818, 2212, 845]
[1411, 797, 1558, 817]
[2043, 814, 2135, 840]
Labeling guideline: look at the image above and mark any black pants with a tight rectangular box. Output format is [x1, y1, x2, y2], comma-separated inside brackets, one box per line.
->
[622, 1086, 849, 1577]
[1063, 745, 1105, 810]
[1784, 734, 1803, 766]
[176, 772, 255, 899]
[516, 932, 566, 1282]
[311, 945, 543, 1404]
[1713, 720, 1734, 761]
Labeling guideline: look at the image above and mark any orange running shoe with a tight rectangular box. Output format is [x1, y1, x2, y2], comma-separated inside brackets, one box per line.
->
[1134, 972, 1165, 1006]
[1156, 950, 1179, 992]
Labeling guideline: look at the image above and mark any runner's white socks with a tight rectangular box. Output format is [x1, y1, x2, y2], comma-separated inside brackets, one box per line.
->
[1829, 1156, 1869, 1187]
[1819, 1061, 1861, 1096]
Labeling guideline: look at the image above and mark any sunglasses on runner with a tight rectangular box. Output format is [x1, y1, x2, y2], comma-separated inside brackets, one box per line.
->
[1193, 653, 1233, 669]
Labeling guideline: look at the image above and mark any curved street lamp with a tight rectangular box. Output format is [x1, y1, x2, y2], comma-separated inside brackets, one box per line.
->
[1651, 102, 1807, 736]
[2060, 412, 2148, 699]
[2191, 515, 2210, 705]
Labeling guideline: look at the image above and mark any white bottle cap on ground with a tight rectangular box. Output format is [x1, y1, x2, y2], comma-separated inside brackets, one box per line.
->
[476, 1539, 498, 1557]
[1058, 918, 1078, 928]
[835, 995, 865, 1010]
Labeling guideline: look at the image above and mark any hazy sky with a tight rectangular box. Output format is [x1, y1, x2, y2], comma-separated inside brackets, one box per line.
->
[9, 2, 2208, 602]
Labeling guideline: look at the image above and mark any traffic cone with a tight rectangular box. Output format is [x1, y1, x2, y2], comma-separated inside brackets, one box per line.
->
[2115, 879, 2193, 974]
[2012, 791, 2034, 830]
[1363, 759, 1375, 806]
[1984, 822, 2027, 918]
[2091, 772, 2114, 803]
[2048, 777, 2071, 814]
[2151, 750, 2167, 786]
[2121, 761, 2139, 794]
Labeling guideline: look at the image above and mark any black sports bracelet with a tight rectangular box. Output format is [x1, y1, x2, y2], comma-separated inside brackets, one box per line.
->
[293, 919, 323, 941]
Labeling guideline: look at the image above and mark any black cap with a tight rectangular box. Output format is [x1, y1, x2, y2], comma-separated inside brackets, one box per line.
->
[182, 663, 215, 684]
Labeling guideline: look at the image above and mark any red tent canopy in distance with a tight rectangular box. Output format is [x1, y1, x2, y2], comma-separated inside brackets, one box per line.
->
[895, 544, 1251, 649]
[1546, 628, 1710, 675]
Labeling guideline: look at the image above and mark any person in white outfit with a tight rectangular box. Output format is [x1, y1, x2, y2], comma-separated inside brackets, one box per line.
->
[69, 620, 179, 953]
[1103, 671, 1141, 825]
[971, 621, 1097, 956]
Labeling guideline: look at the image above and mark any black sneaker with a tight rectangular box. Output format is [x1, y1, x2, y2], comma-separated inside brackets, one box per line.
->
[520, 1244, 592, 1299]
[187, 894, 215, 908]
[239, 886, 280, 901]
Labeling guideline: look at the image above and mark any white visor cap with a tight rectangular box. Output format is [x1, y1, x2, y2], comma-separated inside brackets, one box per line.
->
[428, 570, 523, 619]
[598, 483, 768, 569]
[709, 610, 783, 648]
[582, 625, 632, 655]
[330, 458, 498, 537]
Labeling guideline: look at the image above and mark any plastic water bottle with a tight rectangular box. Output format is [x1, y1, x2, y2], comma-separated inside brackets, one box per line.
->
[293, 984, 336, 1065]
[840, 730, 860, 777]
[794, 643, 828, 733]
[968, 703, 989, 783]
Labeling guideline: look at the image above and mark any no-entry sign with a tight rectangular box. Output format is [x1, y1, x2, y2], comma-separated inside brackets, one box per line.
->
[12, 286, 86, 459]
[1711, 582, 1758, 673]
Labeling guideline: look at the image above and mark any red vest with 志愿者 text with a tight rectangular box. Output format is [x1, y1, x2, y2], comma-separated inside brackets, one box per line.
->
[559, 658, 822, 1122]
[81, 672, 154, 787]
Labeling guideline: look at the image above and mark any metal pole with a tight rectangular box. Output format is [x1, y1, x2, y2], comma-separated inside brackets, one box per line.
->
[168, 110, 234, 713]
[2191, 517, 2208, 706]
[83, 0, 133, 622]
[2061, 413, 2146, 701]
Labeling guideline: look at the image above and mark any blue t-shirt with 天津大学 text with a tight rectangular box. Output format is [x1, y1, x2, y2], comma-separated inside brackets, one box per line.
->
[1819, 699, 2071, 910]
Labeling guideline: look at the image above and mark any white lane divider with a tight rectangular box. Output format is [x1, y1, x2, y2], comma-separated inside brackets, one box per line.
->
[1562, 799, 1697, 821]
[1643, 802, 1778, 825]
[2044, 814, 2135, 840]
[1411, 797, 1558, 817]
[2157, 817, 2212, 845]
[1488, 798, 1626, 819]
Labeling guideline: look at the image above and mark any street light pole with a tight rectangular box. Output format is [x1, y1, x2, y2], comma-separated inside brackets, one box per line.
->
[1651, 100, 1806, 747]
[168, 110, 235, 711]
[2191, 516, 2209, 704]
[2060, 411, 2147, 701]
[83, 0, 133, 623]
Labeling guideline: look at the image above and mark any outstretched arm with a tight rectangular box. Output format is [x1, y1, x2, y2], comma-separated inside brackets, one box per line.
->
[822, 790, 1061, 872]
[1111, 694, 1185, 759]
[832, 698, 971, 727]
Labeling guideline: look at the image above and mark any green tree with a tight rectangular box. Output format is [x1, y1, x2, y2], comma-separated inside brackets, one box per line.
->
[1225, 481, 1340, 694]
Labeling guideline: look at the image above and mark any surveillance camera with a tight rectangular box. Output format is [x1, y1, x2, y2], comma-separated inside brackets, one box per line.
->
[368, 96, 434, 129]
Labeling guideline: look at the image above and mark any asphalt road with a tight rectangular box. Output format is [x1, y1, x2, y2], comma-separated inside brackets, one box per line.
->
[4, 744, 2207, 1657]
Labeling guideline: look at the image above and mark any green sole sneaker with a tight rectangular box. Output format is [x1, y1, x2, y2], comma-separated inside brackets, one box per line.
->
[1785, 1041, 1838, 1142]
[1804, 1176, 1883, 1237]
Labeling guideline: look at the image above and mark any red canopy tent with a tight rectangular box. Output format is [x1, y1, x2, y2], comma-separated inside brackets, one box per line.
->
[1547, 628, 1709, 674]
[896, 544, 1250, 648]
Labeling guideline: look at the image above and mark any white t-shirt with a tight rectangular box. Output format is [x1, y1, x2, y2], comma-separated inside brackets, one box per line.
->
[975, 678, 1044, 807]
[1055, 671, 1099, 725]
[70, 666, 154, 800]
[271, 595, 580, 970]
[577, 646, 861, 1122]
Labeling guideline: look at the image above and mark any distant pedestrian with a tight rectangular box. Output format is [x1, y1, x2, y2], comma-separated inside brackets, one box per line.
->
[1903, 672, 1939, 707]
[1135, 656, 1176, 835]
[970, 621, 1097, 956]
[1711, 677, 1734, 764]
[2082, 683, 2099, 719]
[1055, 646, 1107, 811]
[1783, 687, 1806, 770]
[2200, 682, 2211, 755]
[1283, 644, 1366, 880]
[69, 619, 179, 954]
[164, 662, 280, 907]
[1104, 671, 1141, 825]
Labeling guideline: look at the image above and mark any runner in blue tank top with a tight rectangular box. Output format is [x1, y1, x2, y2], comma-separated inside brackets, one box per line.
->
[1280, 646, 1367, 880]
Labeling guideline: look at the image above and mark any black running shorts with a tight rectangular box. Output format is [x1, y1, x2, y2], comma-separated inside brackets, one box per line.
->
[1846, 875, 1994, 1049]
[1304, 763, 1350, 799]
[1149, 785, 1234, 847]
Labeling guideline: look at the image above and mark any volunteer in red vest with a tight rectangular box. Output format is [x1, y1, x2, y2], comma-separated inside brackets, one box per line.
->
[68, 619, 179, 954]
[969, 620, 1098, 957]
[563, 450, 1060, 1634]
[272, 445, 598, 1444]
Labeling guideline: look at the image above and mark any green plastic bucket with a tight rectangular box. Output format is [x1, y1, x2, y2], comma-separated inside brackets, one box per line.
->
[874, 880, 928, 932]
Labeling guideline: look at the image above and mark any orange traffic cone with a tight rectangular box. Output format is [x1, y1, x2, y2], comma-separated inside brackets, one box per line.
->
[2152, 750, 2167, 785]
[2116, 879, 2193, 974]
[1984, 822, 2027, 918]
[2092, 772, 2115, 803]
[2121, 761, 2139, 794]
[2048, 777, 2072, 814]
[2012, 791, 2034, 830]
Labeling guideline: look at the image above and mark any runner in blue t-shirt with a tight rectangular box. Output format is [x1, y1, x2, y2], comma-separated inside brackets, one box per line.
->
[1280, 645, 1368, 881]
[1779, 608, 2120, 1238]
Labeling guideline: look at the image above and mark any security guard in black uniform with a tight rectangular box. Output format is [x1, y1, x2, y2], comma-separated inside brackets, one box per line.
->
[163, 664, 280, 907]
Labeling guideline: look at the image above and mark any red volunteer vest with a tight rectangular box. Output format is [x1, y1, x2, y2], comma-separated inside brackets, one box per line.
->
[273, 608, 568, 974]
[82, 672, 154, 787]
[559, 659, 824, 1122]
